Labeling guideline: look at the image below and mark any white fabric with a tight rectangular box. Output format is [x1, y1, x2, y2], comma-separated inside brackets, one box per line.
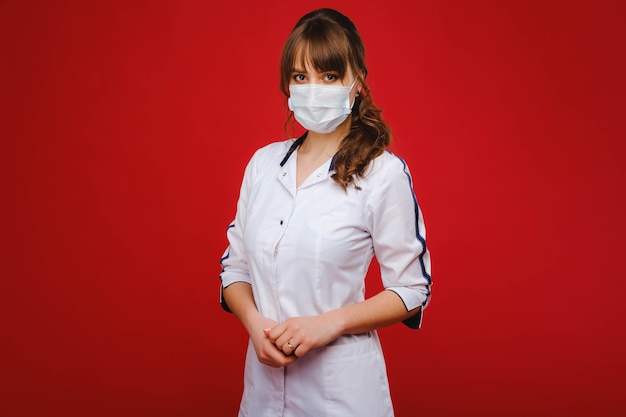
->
[220, 138, 432, 417]
[287, 80, 355, 133]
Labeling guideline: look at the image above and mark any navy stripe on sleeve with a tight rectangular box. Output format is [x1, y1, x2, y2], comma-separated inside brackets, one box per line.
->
[390, 153, 432, 329]
[219, 223, 236, 313]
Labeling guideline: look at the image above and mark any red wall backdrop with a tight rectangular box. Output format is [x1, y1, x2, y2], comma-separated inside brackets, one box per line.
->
[2, 1, 625, 416]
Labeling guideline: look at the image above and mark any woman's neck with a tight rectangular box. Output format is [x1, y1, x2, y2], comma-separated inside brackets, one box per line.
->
[299, 118, 350, 157]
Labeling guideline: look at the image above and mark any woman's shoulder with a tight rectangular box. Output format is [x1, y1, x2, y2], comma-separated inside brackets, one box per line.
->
[245, 138, 298, 172]
[249, 138, 298, 164]
[364, 149, 413, 181]
[358, 150, 419, 203]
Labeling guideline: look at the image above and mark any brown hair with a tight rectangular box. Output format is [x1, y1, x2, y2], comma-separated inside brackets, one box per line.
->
[280, 8, 392, 190]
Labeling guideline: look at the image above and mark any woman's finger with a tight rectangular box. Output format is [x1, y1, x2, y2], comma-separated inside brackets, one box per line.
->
[281, 339, 299, 356]
[265, 323, 287, 344]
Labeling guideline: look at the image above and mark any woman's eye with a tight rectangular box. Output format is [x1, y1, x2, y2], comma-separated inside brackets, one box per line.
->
[293, 74, 306, 82]
[324, 74, 337, 81]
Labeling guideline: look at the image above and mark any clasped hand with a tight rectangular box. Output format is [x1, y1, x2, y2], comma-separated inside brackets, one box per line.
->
[251, 314, 341, 368]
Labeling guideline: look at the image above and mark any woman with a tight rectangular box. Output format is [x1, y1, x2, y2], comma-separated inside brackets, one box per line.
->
[219, 8, 432, 417]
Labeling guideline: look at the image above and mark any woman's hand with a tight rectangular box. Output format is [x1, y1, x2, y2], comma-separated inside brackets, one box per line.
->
[247, 314, 297, 368]
[264, 314, 343, 358]
[222, 282, 296, 368]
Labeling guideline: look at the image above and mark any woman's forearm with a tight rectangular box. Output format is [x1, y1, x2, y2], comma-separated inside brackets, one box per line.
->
[265, 289, 420, 358]
[325, 289, 420, 335]
[222, 282, 261, 333]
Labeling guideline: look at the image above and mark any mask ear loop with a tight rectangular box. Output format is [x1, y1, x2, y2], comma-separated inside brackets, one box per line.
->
[347, 78, 359, 110]
[349, 76, 363, 97]
[348, 77, 358, 91]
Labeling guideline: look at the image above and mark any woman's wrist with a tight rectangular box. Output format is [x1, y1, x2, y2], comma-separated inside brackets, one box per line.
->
[241, 308, 264, 334]
[323, 308, 348, 337]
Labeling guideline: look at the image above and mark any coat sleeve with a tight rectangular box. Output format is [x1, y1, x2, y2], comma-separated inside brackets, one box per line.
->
[218, 152, 258, 312]
[367, 153, 432, 329]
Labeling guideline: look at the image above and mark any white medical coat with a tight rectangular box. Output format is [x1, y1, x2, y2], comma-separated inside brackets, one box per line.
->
[220, 137, 432, 417]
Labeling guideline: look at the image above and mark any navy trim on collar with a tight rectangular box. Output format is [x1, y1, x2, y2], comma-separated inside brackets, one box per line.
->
[279, 131, 337, 173]
[279, 132, 308, 167]
[329, 154, 337, 172]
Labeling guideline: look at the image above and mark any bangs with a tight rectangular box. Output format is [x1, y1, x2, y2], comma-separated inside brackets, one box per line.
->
[291, 28, 350, 78]
[280, 10, 365, 97]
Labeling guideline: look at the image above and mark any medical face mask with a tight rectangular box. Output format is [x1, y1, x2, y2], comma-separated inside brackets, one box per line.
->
[288, 78, 357, 134]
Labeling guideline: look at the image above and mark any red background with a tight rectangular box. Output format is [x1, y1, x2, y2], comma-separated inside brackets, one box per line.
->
[2, 1, 625, 416]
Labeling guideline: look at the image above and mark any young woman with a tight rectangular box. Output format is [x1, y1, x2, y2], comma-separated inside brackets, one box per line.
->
[219, 8, 432, 417]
